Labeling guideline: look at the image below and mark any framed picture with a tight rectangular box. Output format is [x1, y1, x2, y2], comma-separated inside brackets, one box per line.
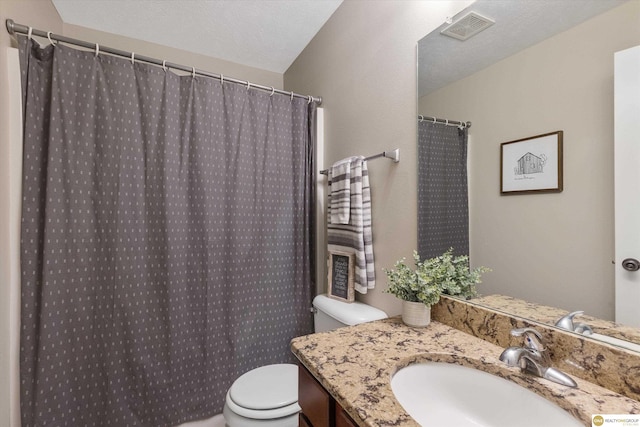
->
[500, 131, 563, 195]
[327, 250, 355, 303]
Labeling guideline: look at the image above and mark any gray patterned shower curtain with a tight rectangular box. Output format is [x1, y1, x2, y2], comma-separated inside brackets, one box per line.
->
[18, 37, 315, 427]
[417, 121, 469, 259]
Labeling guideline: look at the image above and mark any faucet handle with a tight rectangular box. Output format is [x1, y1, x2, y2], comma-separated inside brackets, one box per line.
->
[555, 310, 584, 331]
[510, 327, 545, 352]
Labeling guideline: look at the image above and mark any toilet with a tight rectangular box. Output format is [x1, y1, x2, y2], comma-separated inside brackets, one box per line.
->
[222, 294, 387, 426]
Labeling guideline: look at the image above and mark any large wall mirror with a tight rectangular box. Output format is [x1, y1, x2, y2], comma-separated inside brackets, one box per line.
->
[417, 0, 640, 351]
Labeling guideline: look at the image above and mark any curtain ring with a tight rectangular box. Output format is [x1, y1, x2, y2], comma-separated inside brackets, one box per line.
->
[290, 91, 294, 101]
[192, 67, 196, 78]
[247, 81, 251, 91]
[27, 27, 33, 39]
[308, 95, 312, 104]
[131, 52, 135, 65]
[445, 119, 449, 126]
[47, 31, 56, 45]
[270, 87, 275, 97]
[94, 43, 100, 57]
[432, 117, 436, 124]
[162, 60, 167, 72]
[220, 74, 224, 85]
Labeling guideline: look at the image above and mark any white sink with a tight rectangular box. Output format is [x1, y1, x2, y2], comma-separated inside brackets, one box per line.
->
[391, 362, 582, 427]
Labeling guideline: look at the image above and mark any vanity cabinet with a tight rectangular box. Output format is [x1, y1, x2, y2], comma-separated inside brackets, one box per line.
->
[298, 363, 358, 427]
[334, 404, 358, 427]
[299, 414, 313, 427]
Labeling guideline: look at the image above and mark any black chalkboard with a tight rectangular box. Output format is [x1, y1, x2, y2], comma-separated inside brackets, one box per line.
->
[328, 251, 354, 302]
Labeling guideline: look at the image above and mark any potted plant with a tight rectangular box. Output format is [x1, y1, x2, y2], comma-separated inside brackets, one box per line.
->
[384, 249, 489, 327]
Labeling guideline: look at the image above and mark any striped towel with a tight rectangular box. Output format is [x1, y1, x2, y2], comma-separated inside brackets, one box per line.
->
[329, 158, 353, 224]
[327, 156, 375, 293]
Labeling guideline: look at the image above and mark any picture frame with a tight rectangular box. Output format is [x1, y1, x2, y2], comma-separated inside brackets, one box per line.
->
[327, 250, 355, 303]
[500, 131, 563, 195]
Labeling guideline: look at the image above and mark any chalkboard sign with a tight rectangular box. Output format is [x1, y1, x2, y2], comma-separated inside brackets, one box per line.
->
[328, 250, 355, 303]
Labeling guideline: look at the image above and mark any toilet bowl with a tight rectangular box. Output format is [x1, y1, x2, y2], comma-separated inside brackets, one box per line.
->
[222, 294, 387, 426]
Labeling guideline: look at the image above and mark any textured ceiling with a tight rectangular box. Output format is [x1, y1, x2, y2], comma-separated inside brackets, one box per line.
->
[51, 0, 343, 74]
[419, 0, 630, 97]
[49, 0, 630, 83]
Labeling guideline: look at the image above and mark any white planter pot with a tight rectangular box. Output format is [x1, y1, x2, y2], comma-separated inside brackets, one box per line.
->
[402, 300, 431, 327]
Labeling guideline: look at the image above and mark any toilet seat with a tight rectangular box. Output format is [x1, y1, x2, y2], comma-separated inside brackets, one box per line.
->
[225, 390, 301, 420]
[226, 364, 300, 419]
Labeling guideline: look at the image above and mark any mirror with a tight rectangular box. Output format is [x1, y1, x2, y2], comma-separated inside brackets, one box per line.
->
[417, 0, 640, 350]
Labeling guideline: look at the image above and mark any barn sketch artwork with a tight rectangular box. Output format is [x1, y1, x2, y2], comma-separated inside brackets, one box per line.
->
[500, 131, 563, 195]
[514, 152, 547, 179]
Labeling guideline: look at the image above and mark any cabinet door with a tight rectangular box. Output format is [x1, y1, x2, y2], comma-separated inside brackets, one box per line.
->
[335, 403, 358, 427]
[298, 364, 331, 427]
[299, 413, 313, 427]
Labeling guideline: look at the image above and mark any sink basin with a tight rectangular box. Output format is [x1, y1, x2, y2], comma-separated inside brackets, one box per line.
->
[391, 362, 582, 427]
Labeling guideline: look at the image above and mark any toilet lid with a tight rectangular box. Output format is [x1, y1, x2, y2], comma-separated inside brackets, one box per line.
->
[229, 364, 298, 410]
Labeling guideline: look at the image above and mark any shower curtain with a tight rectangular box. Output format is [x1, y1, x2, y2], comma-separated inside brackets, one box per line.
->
[18, 37, 315, 427]
[417, 121, 469, 259]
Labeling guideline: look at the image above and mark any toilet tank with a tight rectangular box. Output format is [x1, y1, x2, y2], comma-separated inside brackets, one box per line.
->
[312, 294, 387, 332]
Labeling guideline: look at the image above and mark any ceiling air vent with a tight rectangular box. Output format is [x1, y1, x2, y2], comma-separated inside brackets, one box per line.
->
[440, 11, 495, 41]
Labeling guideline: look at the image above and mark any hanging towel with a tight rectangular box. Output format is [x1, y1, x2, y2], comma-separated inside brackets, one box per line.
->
[327, 157, 375, 293]
[329, 158, 354, 224]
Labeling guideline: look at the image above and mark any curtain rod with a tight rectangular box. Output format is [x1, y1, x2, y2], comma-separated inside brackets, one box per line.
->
[319, 149, 400, 175]
[5, 19, 322, 105]
[419, 115, 471, 129]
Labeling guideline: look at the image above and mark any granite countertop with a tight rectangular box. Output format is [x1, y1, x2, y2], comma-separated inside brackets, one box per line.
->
[473, 294, 640, 345]
[290, 317, 640, 427]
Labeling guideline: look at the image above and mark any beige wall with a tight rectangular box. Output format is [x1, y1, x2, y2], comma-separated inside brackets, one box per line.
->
[419, 1, 640, 320]
[285, 0, 473, 316]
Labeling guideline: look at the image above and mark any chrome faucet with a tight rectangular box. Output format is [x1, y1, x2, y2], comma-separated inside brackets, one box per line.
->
[499, 327, 577, 388]
[555, 311, 594, 335]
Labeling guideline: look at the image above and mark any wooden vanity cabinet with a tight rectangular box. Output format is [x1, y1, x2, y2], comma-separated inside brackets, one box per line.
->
[298, 361, 330, 427]
[299, 413, 313, 427]
[298, 363, 358, 427]
[334, 403, 358, 427]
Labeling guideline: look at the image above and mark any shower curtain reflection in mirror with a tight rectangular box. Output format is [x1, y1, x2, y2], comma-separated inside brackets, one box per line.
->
[18, 36, 315, 427]
[417, 121, 469, 259]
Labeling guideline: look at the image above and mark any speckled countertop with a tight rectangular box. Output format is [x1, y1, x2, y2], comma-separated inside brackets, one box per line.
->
[473, 294, 640, 345]
[290, 318, 640, 427]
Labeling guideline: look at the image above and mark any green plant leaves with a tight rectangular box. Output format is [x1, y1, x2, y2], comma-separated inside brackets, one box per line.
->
[383, 249, 490, 306]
